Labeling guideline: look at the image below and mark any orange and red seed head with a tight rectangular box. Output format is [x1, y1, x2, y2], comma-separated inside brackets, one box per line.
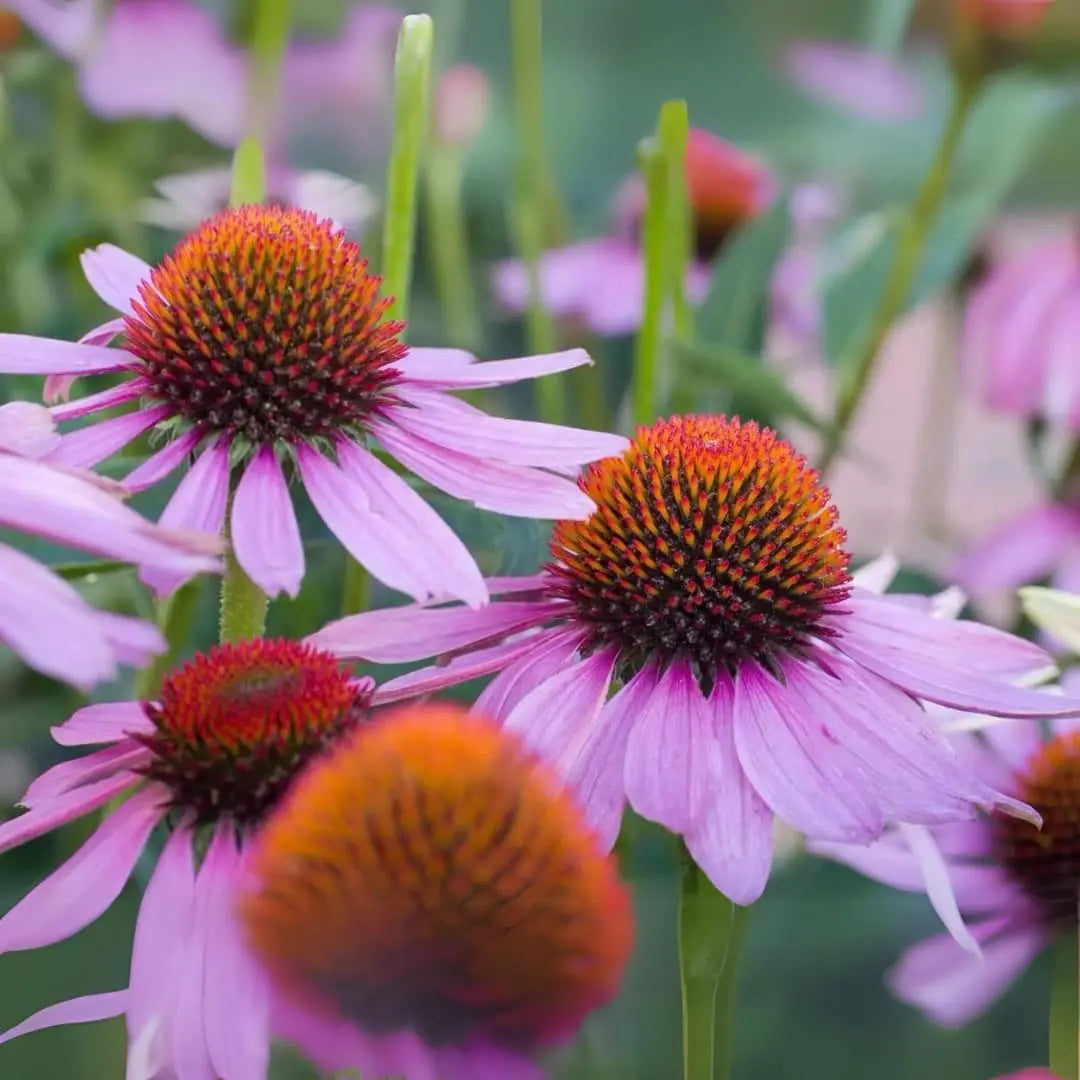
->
[547, 415, 851, 681]
[240, 703, 634, 1053]
[124, 205, 406, 447]
[993, 730, 1080, 929]
[139, 638, 369, 825]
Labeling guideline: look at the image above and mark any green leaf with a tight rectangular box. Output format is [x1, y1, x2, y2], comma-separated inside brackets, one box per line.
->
[672, 342, 830, 433]
[48, 559, 134, 581]
[694, 200, 791, 356]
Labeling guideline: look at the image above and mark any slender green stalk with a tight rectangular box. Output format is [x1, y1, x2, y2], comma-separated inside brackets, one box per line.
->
[816, 70, 982, 476]
[632, 100, 690, 428]
[1050, 925, 1080, 1080]
[424, 146, 479, 349]
[230, 137, 267, 208]
[380, 14, 434, 324]
[245, 0, 292, 147]
[679, 850, 751, 1080]
[219, 539, 269, 643]
[510, 0, 561, 420]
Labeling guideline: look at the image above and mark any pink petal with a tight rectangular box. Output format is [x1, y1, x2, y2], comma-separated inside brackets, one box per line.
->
[832, 591, 1073, 717]
[45, 405, 168, 469]
[889, 920, 1044, 1027]
[0, 401, 59, 457]
[685, 678, 774, 905]
[0, 334, 125, 375]
[79, 316, 127, 347]
[52, 701, 155, 746]
[79, 244, 152, 315]
[122, 428, 201, 493]
[139, 441, 230, 598]
[372, 419, 596, 519]
[310, 600, 555, 663]
[231, 447, 304, 599]
[0, 991, 128, 1047]
[397, 346, 592, 389]
[95, 611, 170, 669]
[473, 629, 584, 720]
[298, 441, 486, 608]
[0, 771, 138, 855]
[0, 785, 164, 952]
[22, 742, 151, 808]
[12, 0, 96, 59]
[391, 389, 629, 470]
[49, 377, 148, 422]
[953, 503, 1080, 593]
[169, 852, 215, 1080]
[624, 662, 711, 835]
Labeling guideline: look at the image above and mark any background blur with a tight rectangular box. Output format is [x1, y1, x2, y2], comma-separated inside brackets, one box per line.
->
[1, 0, 1079, 1076]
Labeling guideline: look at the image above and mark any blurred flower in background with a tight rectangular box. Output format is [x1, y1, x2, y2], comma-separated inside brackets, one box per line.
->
[955, 0, 1058, 33]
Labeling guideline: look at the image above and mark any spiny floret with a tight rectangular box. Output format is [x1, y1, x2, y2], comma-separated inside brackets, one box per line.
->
[124, 205, 407, 446]
[993, 731, 1080, 929]
[241, 704, 633, 1052]
[547, 414, 852, 681]
[139, 638, 369, 825]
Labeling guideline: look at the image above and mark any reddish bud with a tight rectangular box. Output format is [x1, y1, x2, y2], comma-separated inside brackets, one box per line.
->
[955, 0, 1055, 32]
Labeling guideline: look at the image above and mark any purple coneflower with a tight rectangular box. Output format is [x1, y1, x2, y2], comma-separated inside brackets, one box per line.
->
[492, 129, 777, 337]
[310, 414, 1080, 905]
[0, 401, 219, 687]
[0, 204, 625, 604]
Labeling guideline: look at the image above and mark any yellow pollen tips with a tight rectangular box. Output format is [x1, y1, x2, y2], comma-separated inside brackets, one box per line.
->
[123, 204, 406, 446]
[240, 703, 634, 1051]
[548, 414, 851, 679]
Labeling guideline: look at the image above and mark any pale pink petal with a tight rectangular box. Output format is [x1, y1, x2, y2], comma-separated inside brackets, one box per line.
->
[11, 0, 96, 59]
[0, 785, 164, 952]
[79, 316, 127, 347]
[624, 662, 710, 834]
[45, 405, 168, 469]
[201, 828, 271, 1080]
[473, 629, 584, 720]
[52, 701, 154, 746]
[889, 921, 1044, 1026]
[23, 742, 151, 808]
[310, 600, 554, 662]
[140, 441, 230, 597]
[231, 447, 304, 599]
[299, 441, 486, 607]
[391, 389, 629, 469]
[0, 991, 128, 1047]
[397, 346, 592, 389]
[0, 401, 59, 457]
[95, 611, 171, 669]
[832, 592, 1073, 716]
[850, 551, 901, 593]
[1041, 290, 1080, 427]
[0, 334, 125, 375]
[982, 718, 1044, 771]
[435, 1042, 545, 1080]
[122, 428, 201, 493]
[0, 772, 138, 855]
[79, 244, 152, 315]
[685, 678, 774, 905]
[953, 504, 1080, 593]
[372, 419, 596, 519]
[168, 852, 214, 1080]
[50, 378, 148, 422]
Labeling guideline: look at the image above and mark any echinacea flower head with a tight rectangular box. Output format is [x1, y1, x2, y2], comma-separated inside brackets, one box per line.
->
[961, 235, 1080, 429]
[310, 414, 1078, 906]
[492, 130, 776, 337]
[0, 204, 624, 604]
[955, 0, 1056, 33]
[0, 637, 379, 1077]
[814, 705, 1080, 1027]
[241, 702, 633, 1079]
[0, 401, 220, 687]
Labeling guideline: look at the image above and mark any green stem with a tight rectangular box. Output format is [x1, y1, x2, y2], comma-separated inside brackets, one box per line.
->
[1050, 926, 1080, 1080]
[245, 0, 292, 147]
[632, 100, 690, 428]
[380, 13, 434, 325]
[219, 541, 269, 644]
[679, 850, 751, 1080]
[816, 70, 981, 476]
[424, 146, 479, 349]
[510, 0, 561, 420]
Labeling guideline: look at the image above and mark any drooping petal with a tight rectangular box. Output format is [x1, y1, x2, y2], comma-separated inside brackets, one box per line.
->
[22, 742, 152, 808]
[298, 441, 486, 607]
[889, 920, 1044, 1027]
[473, 629, 584, 720]
[50, 377, 148, 422]
[396, 346, 591, 389]
[230, 446, 304, 599]
[832, 591, 1073, 716]
[0, 401, 60, 457]
[52, 701, 155, 746]
[389, 389, 629, 470]
[0, 334, 125, 375]
[95, 611, 171, 669]
[122, 429, 201, 493]
[0, 785, 164, 952]
[685, 678, 774, 905]
[79, 244, 152, 315]
[372, 418, 596, 519]
[45, 405, 169, 469]
[624, 662, 710, 835]
[0, 991, 128, 1047]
